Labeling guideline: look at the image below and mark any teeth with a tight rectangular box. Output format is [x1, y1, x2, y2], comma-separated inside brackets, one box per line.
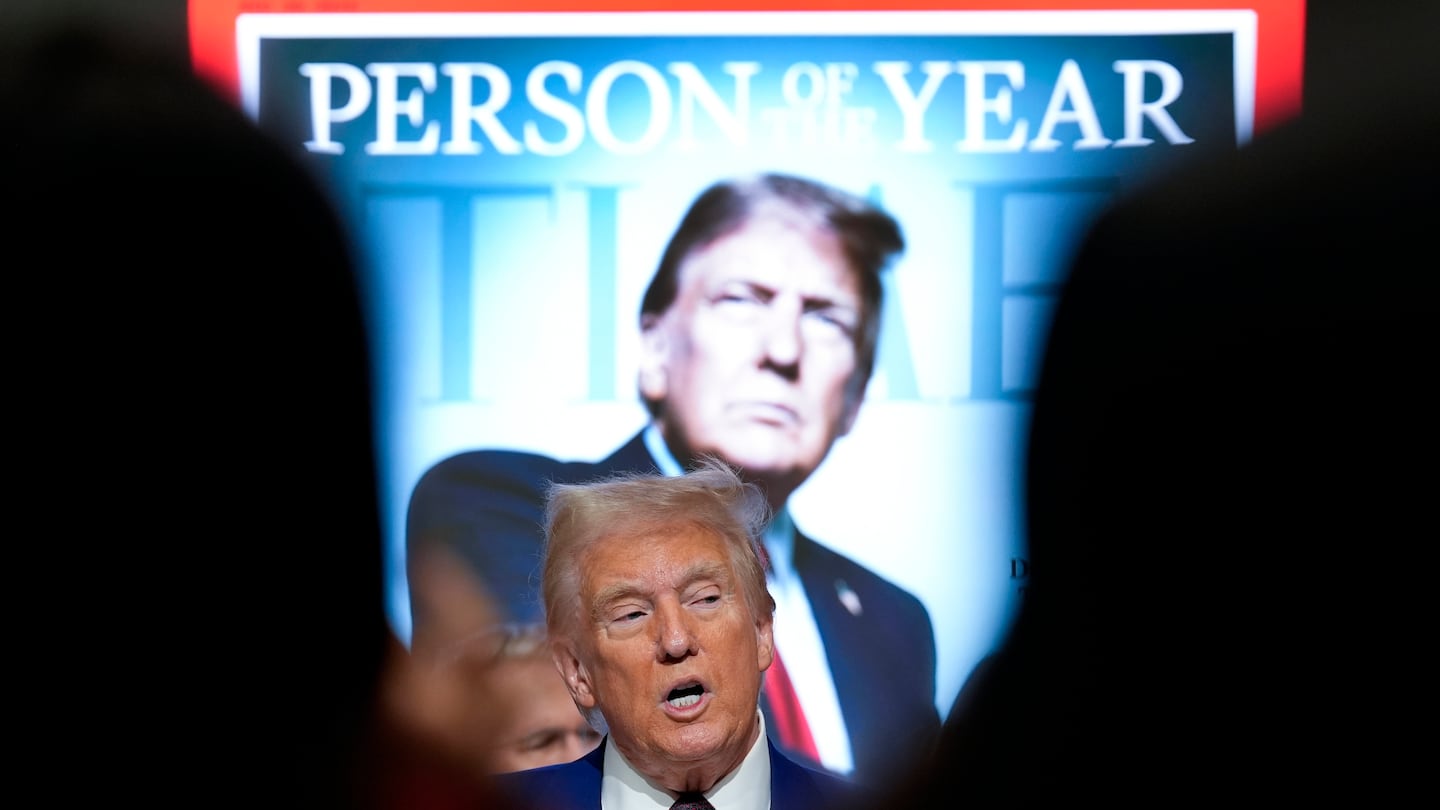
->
[669, 694, 701, 708]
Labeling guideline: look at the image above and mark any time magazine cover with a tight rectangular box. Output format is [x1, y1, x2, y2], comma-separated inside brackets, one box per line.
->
[190, 1, 1304, 743]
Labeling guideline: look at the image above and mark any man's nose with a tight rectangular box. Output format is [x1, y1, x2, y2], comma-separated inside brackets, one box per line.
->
[656, 599, 698, 660]
[759, 297, 803, 372]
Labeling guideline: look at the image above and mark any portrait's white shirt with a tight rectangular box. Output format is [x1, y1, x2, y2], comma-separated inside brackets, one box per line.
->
[643, 426, 855, 775]
[760, 511, 854, 773]
[601, 710, 772, 810]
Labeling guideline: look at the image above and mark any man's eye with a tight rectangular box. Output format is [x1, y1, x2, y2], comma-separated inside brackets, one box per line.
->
[518, 731, 562, 752]
[713, 284, 771, 306]
[716, 292, 762, 306]
[805, 308, 858, 337]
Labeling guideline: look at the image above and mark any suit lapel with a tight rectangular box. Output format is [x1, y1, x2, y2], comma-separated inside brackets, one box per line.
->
[768, 739, 804, 808]
[597, 431, 661, 476]
[789, 531, 866, 758]
[572, 739, 606, 810]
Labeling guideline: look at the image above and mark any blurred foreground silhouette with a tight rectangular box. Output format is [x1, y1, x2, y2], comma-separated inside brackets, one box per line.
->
[2, 21, 512, 807]
[888, 5, 1438, 805]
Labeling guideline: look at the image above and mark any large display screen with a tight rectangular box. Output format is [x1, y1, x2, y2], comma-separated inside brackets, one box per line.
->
[190, 0, 1304, 746]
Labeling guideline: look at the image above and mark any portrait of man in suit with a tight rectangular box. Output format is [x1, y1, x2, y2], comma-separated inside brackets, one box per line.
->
[494, 459, 864, 810]
[408, 172, 940, 785]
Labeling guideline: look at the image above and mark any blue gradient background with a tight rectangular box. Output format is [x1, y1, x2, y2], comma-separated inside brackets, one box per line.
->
[252, 23, 1241, 719]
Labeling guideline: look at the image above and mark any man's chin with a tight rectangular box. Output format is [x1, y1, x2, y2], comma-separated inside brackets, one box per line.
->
[660, 738, 724, 763]
[636, 726, 733, 768]
[710, 448, 807, 480]
[705, 429, 813, 468]
[658, 721, 755, 765]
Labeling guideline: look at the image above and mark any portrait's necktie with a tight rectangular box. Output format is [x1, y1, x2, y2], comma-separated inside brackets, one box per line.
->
[670, 791, 714, 810]
[759, 541, 822, 766]
[763, 646, 821, 763]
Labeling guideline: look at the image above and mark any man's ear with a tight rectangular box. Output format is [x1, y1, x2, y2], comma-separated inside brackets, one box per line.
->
[553, 641, 597, 709]
[755, 612, 775, 673]
[638, 313, 670, 403]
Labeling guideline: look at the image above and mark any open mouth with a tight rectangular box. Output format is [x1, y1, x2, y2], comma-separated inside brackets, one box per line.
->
[667, 682, 705, 709]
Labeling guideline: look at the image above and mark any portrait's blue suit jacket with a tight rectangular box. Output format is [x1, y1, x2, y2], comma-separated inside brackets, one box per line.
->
[493, 737, 870, 810]
[408, 431, 941, 786]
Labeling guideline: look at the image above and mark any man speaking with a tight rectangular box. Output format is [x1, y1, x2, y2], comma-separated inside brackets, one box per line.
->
[409, 173, 940, 784]
[495, 459, 864, 810]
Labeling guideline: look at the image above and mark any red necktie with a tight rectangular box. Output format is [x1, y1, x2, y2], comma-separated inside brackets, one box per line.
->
[764, 646, 820, 763]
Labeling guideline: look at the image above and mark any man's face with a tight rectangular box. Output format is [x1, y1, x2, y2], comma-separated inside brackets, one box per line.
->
[554, 524, 773, 785]
[641, 212, 866, 496]
[487, 653, 602, 773]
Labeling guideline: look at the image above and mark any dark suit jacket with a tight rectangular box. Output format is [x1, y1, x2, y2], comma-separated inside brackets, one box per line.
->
[408, 432, 941, 786]
[493, 737, 870, 810]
